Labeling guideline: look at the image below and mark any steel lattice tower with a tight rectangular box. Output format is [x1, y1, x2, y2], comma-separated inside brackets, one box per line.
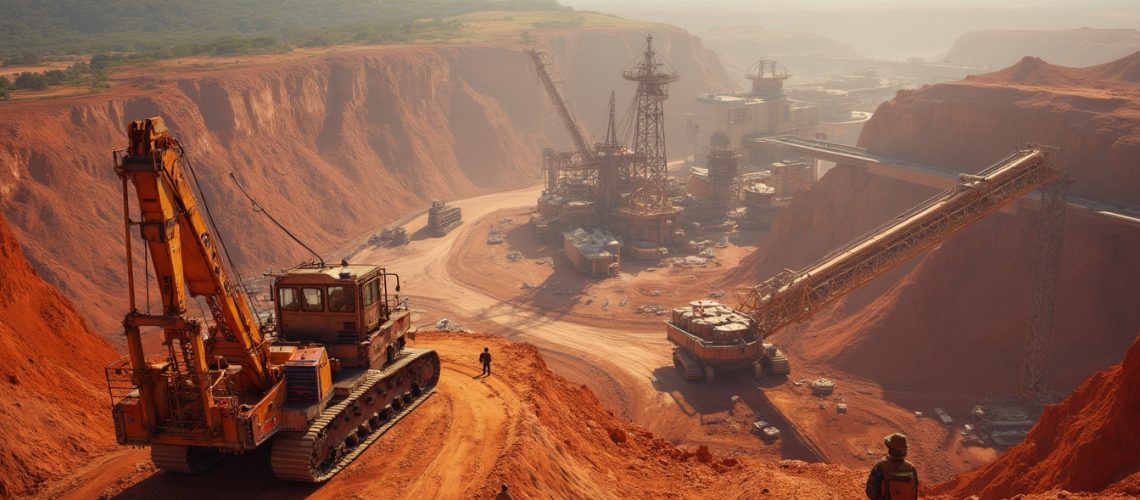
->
[623, 35, 679, 213]
[1020, 173, 1070, 406]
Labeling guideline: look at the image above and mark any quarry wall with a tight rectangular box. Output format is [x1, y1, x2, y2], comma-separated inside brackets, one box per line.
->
[0, 28, 734, 337]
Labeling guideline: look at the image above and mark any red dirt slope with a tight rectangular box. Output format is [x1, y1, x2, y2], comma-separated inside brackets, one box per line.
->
[932, 334, 1140, 498]
[0, 215, 118, 497]
[455, 334, 864, 499]
[48, 332, 866, 498]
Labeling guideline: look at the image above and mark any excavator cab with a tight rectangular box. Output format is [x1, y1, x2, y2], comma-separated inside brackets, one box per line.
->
[273, 263, 411, 369]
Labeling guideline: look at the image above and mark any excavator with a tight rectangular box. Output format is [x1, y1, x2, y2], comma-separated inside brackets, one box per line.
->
[104, 117, 439, 481]
[668, 146, 1063, 382]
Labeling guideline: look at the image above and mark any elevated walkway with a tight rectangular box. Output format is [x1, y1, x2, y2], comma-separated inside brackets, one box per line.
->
[751, 135, 1140, 227]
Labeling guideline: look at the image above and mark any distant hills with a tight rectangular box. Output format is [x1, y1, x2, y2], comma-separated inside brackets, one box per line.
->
[966, 51, 1140, 88]
[944, 28, 1140, 69]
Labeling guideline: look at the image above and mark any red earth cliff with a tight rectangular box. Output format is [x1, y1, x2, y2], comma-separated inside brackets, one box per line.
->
[727, 53, 1140, 399]
[931, 334, 1140, 498]
[0, 28, 734, 340]
[0, 214, 118, 497]
[864, 52, 1140, 206]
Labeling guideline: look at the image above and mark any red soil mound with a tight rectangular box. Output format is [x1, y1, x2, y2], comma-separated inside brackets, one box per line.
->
[465, 334, 862, 498]
[0, 215, 118, 497]
[932, 334, 1140, 498]
[968, 56, 1085, 87]
[726, 52, 1140, 398]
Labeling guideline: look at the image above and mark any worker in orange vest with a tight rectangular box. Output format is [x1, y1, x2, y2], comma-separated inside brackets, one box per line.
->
[866, 432, 919, 499]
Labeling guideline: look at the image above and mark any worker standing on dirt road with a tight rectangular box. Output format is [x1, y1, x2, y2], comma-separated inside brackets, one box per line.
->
[479, 347, 493, 376]
[866, 432, 919, 499]
[495, 483, 513, 499]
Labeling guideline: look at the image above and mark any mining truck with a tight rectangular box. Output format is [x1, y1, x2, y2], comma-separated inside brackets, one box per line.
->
[667, 301, 788, 382]
[669, 146, 1061, 382]
[427, 200, 462, 236]
[104, 117, 439, 482]
[378, 226, 408, 246]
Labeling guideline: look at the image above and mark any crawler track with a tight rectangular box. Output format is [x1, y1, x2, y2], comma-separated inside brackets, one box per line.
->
[150, 444, 223, 473]
[673, 348, 704, 382]
[270, 348, 440, 482]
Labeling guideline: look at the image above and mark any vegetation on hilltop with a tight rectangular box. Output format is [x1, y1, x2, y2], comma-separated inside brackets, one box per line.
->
[0, 0, 562, 58]
[0, 61, 105, 100]
[0, 3, 656, 101]
[0, 0, 580, 98]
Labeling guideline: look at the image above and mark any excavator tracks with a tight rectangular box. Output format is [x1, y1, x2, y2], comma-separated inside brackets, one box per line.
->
[270, 348, 440, 482]
[151, 444, 224, 474]
[673, 348, 704, 382]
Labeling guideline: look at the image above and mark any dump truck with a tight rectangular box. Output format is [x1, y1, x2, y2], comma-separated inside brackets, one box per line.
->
[667, 301, 788, 382]
[427, 200, 462, 236]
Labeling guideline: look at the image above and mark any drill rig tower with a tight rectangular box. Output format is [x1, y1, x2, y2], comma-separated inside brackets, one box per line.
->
[598, 90, 626, 218]
[617, 35, 683, 252]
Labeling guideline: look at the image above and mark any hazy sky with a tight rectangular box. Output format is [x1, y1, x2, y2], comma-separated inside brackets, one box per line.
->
[560, 0, 1140, 57]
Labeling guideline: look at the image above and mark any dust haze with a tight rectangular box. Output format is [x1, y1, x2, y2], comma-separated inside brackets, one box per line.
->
[564, 0, 1140, 58]
[1, 0, 1139, 498]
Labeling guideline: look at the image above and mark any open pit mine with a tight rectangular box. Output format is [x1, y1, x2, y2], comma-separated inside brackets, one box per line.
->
[0, 6, 1138, 500]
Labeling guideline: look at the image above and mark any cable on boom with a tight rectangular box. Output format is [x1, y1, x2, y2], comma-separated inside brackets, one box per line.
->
[176, 143, 265, 329]
[227, 172, 325, 269]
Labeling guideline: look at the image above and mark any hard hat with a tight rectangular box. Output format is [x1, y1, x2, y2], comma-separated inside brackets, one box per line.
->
[883, 433, 908, 454]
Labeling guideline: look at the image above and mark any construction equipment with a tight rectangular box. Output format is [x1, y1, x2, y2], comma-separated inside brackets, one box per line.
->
[104, 117, 439, 482]
[745, 60, 791, 99]
[530, 49, 626, 226]
[530, 37, 684, 260]
[528, 49, 595, 162]
[377, 226, 409, 246]
[427, 199, 462, 236]
[668, 146, 1063, 382]
[1020, 177, 1069, 404]
[620, 34, 681, 219]
[668, 300, 788, 382]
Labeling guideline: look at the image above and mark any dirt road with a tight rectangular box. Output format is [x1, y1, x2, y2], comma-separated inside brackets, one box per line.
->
[349, 183, 999, 480]
[354, 186, 675, 431]
[349, 185, 821, 460]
